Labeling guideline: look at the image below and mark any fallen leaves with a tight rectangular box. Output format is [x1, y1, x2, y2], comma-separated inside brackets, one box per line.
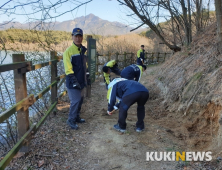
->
[13, 152, 25, 159]
[38, 159, 44, 167]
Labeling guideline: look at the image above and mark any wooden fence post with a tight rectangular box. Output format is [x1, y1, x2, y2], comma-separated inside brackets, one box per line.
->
[151, 52, 154, 63]
[13, 54, 29, 152]
[124, 52, 127, 67]
[50, 51, 58, 106]
[115, 52, 119, 63]
[108, 51, 111, 61]
[131, 53, 134, 64]
[164, 52, 166, 62]
[157, 52, 160, 63]
[96, 52, 99, 73]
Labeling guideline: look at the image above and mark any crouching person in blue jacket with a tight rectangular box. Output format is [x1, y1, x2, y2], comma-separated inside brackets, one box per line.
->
[107, 78, 149, 132]
[103, 60, 121, 90]
[120, 64, 146, 82]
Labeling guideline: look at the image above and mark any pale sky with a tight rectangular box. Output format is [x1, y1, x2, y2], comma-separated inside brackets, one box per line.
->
[0, 0, 215, 28]
[0, 0, 135, 26]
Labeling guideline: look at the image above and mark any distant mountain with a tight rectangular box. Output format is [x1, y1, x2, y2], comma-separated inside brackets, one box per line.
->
[0, 14, 135, 36]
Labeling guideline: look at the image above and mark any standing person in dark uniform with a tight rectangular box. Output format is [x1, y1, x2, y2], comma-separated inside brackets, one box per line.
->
[63, 28, 90, 130]
[120, 64, 146, 82]
[107, 78, 149, 132]
[137, 45, 145, 65]
[102, 59, 121, 90]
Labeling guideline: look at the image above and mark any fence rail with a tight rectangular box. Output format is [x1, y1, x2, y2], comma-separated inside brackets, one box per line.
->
[96, 52, 172, 74]
[0, 51, 66, 169]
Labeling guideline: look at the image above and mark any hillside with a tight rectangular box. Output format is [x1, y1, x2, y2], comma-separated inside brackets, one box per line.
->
[0, 14, 135, 36]
[151, 22, 222, 153]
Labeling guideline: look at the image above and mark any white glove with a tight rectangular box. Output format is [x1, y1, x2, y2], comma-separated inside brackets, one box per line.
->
[107, 111, 112, 115]
[114, 106, 118, 110]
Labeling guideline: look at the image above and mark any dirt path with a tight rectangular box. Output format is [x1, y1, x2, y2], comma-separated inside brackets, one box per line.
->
[6, 65, 222, 170]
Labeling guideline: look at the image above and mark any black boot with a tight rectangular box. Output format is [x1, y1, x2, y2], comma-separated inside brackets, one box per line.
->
[67, 119, 78, 130]
[76, 116, 85, 123]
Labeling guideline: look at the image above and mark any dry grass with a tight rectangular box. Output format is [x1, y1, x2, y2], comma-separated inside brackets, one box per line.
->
[1, 32, 167, 56]
[1, 41, 73, 52]
[96, 33, 156, 55]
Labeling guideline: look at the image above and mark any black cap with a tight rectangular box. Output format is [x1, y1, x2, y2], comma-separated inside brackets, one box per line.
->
[142, 65, 147, 70]
[102, 66, 109, 73]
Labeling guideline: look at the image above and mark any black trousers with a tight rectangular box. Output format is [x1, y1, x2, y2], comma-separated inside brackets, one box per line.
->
[118, 91, 149, 129]
[110, 65, 121, 75]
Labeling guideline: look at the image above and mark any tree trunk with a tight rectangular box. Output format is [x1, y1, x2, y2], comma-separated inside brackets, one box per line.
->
[171, 16, 176, 45]
[215, 0, 222, 54]
[181, 0, 191, 45]
[195, 0, 202, 34]
[187, 0, 192, 43]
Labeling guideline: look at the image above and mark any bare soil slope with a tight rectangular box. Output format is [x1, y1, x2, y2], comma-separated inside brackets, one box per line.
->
[154, 23, 222, 152]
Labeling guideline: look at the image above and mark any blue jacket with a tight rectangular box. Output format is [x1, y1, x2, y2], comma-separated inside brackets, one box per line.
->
[107, 79, 148, 111]
[120, 64, 143, 82]
[63, 43, 88, 89]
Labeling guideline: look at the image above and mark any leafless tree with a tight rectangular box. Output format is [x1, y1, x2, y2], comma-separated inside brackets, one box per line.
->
[0, 0, 92, 24]
[117, 0, 213, 52]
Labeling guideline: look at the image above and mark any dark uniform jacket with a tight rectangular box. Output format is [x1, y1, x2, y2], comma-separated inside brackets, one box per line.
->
[63, 43, 88, 89]
[107, 79, 148, 111]
[120, 64, 143, 82]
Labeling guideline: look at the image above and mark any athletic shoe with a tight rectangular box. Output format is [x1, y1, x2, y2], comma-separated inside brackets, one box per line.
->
[136, 127, 144, 132]
[76, 117, 85, 123]
[113, 124, 126, 133]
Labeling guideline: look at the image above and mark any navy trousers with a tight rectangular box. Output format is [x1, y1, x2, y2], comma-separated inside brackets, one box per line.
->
[118, 91, 149, 129]
[67, 88, 85, 121]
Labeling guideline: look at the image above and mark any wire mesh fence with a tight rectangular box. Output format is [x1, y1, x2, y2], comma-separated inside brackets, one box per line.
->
[0, 51, 65, 157]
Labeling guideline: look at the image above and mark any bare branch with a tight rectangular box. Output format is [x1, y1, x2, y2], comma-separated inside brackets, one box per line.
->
[0, 0, 13, 9]
[130, 22, 145, 31]
[0, 0, 93, 22]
